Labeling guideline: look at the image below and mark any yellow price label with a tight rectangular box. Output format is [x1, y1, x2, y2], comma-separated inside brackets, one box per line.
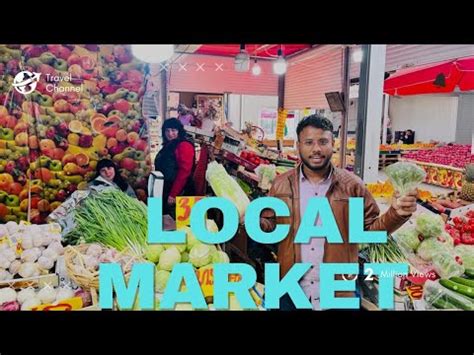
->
[31, 297, 83, 311]
[195, 265, 242, 299]
[276, 108, 288, 140]
[175, 196, 205, 229]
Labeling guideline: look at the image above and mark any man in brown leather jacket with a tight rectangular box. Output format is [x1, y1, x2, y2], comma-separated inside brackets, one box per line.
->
[260, 114, 417, 310]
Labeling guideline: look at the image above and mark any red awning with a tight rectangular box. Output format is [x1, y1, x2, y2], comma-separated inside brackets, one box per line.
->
[384, 56, 474, 95]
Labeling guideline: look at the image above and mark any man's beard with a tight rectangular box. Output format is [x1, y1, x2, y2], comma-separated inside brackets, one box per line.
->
[301, 153, 332, 172]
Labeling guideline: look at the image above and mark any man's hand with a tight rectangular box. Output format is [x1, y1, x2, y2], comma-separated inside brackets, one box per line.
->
[392, 189, 418, 217]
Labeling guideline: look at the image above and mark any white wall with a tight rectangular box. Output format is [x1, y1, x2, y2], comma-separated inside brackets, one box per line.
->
[227, 94, 278, 131]
[389, 95, 459, 143]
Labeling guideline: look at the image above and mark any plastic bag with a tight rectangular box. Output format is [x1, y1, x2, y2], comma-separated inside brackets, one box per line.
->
[393, 226, 421, 253]
[385, 162, 426, 196]
[432, 252, 465, 279]
[206, 161, 250, 218]
[423, 279, 474, 310]
[455, 245, 474, 269]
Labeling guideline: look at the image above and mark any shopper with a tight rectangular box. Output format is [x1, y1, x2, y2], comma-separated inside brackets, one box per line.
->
[259, 114, 418, 310]
[90, 159, 137, 198]
[402, 129, 415, 144]
[154, 118, 195, 216]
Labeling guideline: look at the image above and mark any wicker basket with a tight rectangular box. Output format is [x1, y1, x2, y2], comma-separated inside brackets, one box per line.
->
[64, 244, 141, 291]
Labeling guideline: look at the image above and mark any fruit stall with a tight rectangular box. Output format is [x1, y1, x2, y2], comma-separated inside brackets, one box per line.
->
[401, 144, 474, 191]
[0, 44, 151, 225]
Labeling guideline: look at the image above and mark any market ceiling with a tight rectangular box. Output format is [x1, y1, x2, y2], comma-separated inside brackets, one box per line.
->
[175, 44, 312, 59]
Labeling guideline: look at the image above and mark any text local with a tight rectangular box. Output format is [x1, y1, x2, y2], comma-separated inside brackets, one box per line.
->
[98, 197, 409, 310]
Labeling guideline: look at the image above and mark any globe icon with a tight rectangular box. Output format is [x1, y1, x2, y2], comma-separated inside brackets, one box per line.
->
[12, 70, 41, 95]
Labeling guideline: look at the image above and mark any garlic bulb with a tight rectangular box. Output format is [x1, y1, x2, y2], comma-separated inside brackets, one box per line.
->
[42, 248, 58, 262]
[47, 242, 64, 256]
[5, 221, 19, 235]
[32, 235, 44, 248]
[17, 287, 37, 305]
[55, 287, 75, 302]
[37, 286, 57, 304]
[0, 288, 17, 304]
[37, 256, 54, 270]
[21, 248, 41, 263]
[0, 255, 11, 269]
[9, 260, 21, 275]
[0, 269, 12, 281]
[21, 297, 41, 310]
[2, 248, 17, 262]
[18, 262, 39, 278]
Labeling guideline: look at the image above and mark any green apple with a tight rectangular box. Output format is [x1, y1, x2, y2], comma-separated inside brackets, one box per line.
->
[53, 58, 68, 71]
[0, 191, 8, 202]
[126, 92, 139, 102]
[31, 179, 42, 186]
[29, 161, 39, 171]
[39, 156, 51, 168]
[10, 151, 20, 161]
[21, 113, 36, 124]
[134, 151, 146, 161]
[38, 115, 51, 125]
[47, 178, 62, 187]
[0, 149, 12, 158]
[49, 117, 61, 126]
[15, 147, 29, 156]
[49, 160, 63, 172]
[39, 94, 53, 107]
[5, 194, 20, 207]
[108, 110, 123, 118]
[14, 211, 27, 220]
[126, 110, 140, 120]
[0, 128, 14, 140]
[26, 57, 43, 68]
[39, 52, 56, 65]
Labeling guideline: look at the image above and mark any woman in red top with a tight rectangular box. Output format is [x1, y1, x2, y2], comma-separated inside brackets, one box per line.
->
[154, 118, 195, 216]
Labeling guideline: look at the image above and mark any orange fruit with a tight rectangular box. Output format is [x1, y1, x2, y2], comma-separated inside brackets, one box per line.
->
[91, 116, 106, 134]
[75, 153, 90, 167]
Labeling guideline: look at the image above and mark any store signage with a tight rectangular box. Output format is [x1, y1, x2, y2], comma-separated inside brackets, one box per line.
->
[276, 108, 287, 140]
[175, 196, 205, 228]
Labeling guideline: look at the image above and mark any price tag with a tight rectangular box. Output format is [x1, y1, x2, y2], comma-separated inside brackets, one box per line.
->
[32, 297, 83, 311]
[406, 285, 423, 301]
[175, 197, 205, 229]
[195, 264, 242, 299]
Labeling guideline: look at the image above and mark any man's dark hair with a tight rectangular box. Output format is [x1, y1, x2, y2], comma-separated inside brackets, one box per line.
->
[296, 114, 334, 140]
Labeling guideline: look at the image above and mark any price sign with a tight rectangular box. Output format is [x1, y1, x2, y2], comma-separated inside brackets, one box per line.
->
[195, 264, 242, 299]
[32, 297, 83, 311]
[276, 108, 288, 140]
[175, 197, 205, 229]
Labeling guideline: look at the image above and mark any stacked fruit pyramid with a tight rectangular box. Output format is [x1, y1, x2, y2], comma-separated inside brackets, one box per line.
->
[0, 45, 151, 223]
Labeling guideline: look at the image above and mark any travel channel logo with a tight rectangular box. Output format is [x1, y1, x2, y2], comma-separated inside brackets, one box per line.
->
[12, 70, 41, 95]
